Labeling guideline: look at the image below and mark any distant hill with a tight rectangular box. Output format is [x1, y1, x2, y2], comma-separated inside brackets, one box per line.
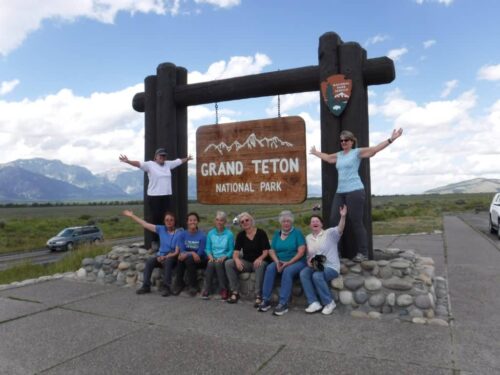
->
[424, 178, 500, 194]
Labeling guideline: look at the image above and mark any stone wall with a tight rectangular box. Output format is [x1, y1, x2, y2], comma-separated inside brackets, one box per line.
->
[76, 244, 450, 325]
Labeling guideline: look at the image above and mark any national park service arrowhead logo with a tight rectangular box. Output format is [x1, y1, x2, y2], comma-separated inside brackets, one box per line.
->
[321, 74, 352, 117]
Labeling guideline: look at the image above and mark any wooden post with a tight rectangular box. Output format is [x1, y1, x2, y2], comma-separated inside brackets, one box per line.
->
[175, 67, 188, 227]
[155, 63, 178, 224]
[143, 75, 157, 249]
[338, 42, 373, 259]
[318, 32, 342, 229]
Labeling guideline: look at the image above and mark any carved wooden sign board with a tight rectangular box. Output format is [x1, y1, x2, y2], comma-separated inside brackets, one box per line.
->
[196, 116, 307, 204]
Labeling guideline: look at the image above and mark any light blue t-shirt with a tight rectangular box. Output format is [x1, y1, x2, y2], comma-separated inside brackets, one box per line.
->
[336, 148, 364, 193]
[205, 227, 234, 259]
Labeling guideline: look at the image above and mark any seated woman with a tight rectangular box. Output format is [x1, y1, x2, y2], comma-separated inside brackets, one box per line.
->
[122, 210, 182, 296]
[300, 205, 347, 315]
[172, 212, 207, 297]
[225, 212, 270, 306]
[201, 211, 234, 301]
[258, 210, 306, 316]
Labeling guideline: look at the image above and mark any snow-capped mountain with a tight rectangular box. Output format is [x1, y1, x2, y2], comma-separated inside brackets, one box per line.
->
[0, 158, 199, 203]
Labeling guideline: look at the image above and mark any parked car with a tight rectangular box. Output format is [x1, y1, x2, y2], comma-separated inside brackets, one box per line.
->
[489, 193, 500, 239]
[46, 225, 104, 251]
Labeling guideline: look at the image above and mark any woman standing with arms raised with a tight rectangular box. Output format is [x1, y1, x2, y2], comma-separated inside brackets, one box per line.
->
[310, 128, 402, 262]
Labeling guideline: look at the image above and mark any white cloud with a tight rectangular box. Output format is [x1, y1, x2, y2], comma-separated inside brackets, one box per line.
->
[423, 39, 436, 49]
[477, 63, 500, 81]
[387, 47, 408, 61]
[0, 79, 20, 95]
[365, 34, 389, 46]
[363, 87, 500, 194]
[194, 0, 240, 8]
[0, 84, 144, 173]
[440, 79, 458, 98]
[415, 0, 454, 5]
[0, 53, 271, 174]
[0, 0, 242, 57]
[265, 92, 318, 117]
[188, 53, 272, 83]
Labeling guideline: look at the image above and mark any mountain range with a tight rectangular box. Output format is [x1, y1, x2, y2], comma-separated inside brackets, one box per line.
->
[1, 158, 498, 203]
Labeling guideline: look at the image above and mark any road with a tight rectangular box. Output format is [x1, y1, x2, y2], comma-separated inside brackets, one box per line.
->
[0, 237, 143, 271]
[457, 211, 500, 250]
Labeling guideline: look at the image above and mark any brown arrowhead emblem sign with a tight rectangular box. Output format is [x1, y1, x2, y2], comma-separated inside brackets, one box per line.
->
[321, 74, 352, 116]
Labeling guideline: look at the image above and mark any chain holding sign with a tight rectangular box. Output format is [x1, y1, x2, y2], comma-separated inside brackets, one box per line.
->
[196, 116, 307, 204]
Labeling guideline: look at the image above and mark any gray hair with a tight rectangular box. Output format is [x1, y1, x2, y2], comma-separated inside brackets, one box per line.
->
[237, 212, 255, 226]
[278, 210, 294, 224]
[215, 211, 227, 222]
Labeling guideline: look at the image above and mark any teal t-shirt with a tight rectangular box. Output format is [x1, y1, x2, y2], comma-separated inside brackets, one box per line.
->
[336, 148, 364, 193]
[271, 228, 306, 262]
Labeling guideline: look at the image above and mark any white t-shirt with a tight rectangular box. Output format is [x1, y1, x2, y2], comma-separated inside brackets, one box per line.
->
[305, 227, 341, 272]
[140, 159, 182, 196]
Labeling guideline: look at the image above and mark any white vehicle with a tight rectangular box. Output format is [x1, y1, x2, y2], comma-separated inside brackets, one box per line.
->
[489, 193, 500, 239]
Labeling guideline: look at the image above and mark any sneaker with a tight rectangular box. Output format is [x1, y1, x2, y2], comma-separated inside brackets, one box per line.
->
[220, 289, 228, 301]
[353, 253, 368, 263]
[322, 301, 336, 315]
[305, 301, 323, 314]
[258, 300, 272, 312]
[273, 303, 289, 316]
[189, 287, 198, 297]
[136, 286, 151, 295]
[161, 286, 171, 297]
[201, 290, 209, 300]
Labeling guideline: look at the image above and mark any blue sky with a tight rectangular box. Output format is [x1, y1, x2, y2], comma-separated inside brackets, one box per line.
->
[1, 0, 499, 195]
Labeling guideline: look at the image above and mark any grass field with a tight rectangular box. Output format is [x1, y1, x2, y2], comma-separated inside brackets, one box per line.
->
[0, 193, 493, 254]
[0, 193, 494, 285]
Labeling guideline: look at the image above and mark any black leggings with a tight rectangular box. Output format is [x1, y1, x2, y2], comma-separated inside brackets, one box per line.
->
[148, 195, 171, 226]
[330, 189, 368, 256]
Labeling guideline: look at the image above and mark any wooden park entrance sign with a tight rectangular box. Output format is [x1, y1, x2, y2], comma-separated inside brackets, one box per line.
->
[132, 32, 395, 258]
[196, 117, 307, 204]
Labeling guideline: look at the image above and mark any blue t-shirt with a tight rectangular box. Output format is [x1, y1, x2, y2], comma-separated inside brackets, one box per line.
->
[271, 228, 306, 262]
[155, 225, 183, 256]
[205, 228, 234, 259]
[177, 230, 207, 259]
[336, 148, 364, 193]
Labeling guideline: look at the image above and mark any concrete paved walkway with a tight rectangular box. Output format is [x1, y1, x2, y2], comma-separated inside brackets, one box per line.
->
[0, 215, 499, 374]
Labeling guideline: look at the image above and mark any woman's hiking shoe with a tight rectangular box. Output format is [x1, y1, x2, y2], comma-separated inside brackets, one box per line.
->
[273, 303, 289, 316]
